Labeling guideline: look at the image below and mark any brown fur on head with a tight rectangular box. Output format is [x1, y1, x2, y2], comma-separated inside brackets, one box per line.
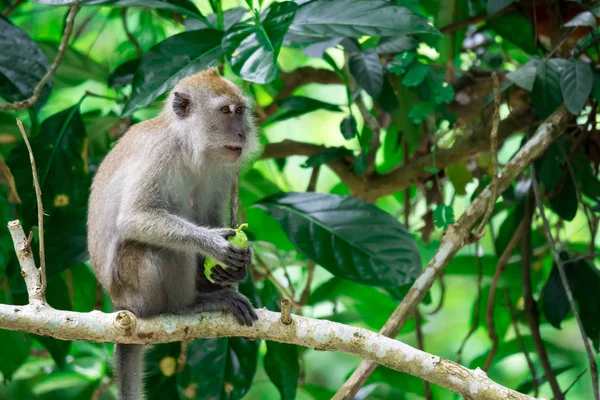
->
[163, 68, 261, 167]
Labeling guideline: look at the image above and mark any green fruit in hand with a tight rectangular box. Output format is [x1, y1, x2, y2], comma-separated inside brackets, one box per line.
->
[204, 223, 248, 283]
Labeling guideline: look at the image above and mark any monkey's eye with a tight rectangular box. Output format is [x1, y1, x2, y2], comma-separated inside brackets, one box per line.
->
[221, 106, 231, 114]
[235, 106, 244, 115]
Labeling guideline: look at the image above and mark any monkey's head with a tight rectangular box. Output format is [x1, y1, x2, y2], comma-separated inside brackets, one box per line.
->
[166, 68, 261, 166]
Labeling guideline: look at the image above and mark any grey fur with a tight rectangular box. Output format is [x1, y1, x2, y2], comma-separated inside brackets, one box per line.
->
[87, 70, 261, 400]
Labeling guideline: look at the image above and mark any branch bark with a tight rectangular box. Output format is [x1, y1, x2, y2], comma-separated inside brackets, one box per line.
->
[333, 105, 572, 399]
[0, 302, 537, 400]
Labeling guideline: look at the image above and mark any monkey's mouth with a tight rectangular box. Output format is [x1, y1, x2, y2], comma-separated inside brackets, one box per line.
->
[224, 145, 243, 154]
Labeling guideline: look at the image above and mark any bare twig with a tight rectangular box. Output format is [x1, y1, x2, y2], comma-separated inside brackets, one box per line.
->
[298, 261, 315, 307]
[531, 165, 600, 400]
[177, 341, 188, 373]
[0, 154, 21, 204]
[120, 8, 142, 57]
[306, 165, 320, 192]
[332, 106, 572, 400]
[476, 72, 501, 237]
[91, 377, 114, 400]
[1, 0, 26, 16]
[520, 194, 563, 399]
[483, 221, 525, 371]
[456, 246, 483, 364]
[413, 310, 432, 400]
[0, 0, 80, 111]
[280, 299, 292, 325]
[16, 119, 47, 299]
[7, 221, 44, 303]
[505, 288, 539, 397]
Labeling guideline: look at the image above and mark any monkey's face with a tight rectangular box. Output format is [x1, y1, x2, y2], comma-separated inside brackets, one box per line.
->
[209, 102, 249, 162]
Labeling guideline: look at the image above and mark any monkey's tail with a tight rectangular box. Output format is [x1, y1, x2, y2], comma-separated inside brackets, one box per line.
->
[115, 343, 145, 400]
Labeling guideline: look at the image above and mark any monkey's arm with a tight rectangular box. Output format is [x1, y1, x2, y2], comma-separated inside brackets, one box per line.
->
[117, 210, 250, 270]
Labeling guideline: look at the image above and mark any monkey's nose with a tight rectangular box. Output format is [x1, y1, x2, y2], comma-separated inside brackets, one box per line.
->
[236, 130, 245, 140]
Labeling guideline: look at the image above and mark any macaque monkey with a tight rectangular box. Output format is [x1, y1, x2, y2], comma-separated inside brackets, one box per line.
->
[87, 68, 261, 400]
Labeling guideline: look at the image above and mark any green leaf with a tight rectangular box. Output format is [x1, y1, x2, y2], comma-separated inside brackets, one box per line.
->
[223, 2, 297, 84]
[487, 0, 513, 16]
[256, 192, 422, 288]
[388, 51, 415, 76]
[376, 36, 417, 54]
[431, 81, 455, 104]
[239, 169, 283, 207]
[433, 204, 454, 229]
[264, 341, 300, 400]
[0, 329, 31, 380]
[340, 115, 358, 139]
[260, 283, 300, 400]
[301, 147, 352, 168]
[516, 366, 573, 395]
[402, 62, 430, 87]
[108, 57, 140, 88]
[32, 0, 205, 20]
[532, 60, 563, 119]
[289, 0, 440, 38]
[408, 101, 435, 124]
[349, 50, 384, 98]
[548, 170, 578, 221]
[560, 59, 592, 115]
[185, 7, 247, 31]
[593, 72, 600, 103]
[122, 29, 223, 116]
[542, 253, 600, 349]
[0, 16, 51, 110]
[538, 139, 566, 193]
[506, 59, 539, 91]
[8, 102, 89, 230]
[38, 41, 108, 88]
[565, 11, 597, 28]
[266, 96, 343, 124]
[487, 12, 537, 54]
[446, 161, 473, 196]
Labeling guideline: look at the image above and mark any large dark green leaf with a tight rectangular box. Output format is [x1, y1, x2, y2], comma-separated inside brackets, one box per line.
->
[122, 29, 223, 116]
[542, 253, 600, 349]
[506, 58, 539, 91]
[548, 171, 578, 221]
[256, 192, 421, 287]
[487, 12, 537, 54]
[32, 0, 205, 20]
[487, 0, 513, 16]
[0, 16, 51, 110]
[264, 341, 300, 400]
[559, 59, 593, 115]
[0, 329, 31, 380]
[223, 2, 297, 84]
[340, 115, 358, 139]
[185, 7, 247, 31]
[375, 36, 417, 54]
[107, 57, 140, 88]
[289, 0, 440, 38]
[8, 102, 89, 230]
[349, 50, 384, 98]
[532, 60, 563, 119]
[260, 281, 300, 400]
[266, 96, 343, 125]
[37, 41, 108, 88]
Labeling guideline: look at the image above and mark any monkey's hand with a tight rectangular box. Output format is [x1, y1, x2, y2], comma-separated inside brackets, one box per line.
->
[205, 228, 252, 270]
[210, 263, 247, 284]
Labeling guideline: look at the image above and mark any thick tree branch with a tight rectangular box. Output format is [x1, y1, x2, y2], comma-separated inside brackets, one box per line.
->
[333, 106, 572, 399]
[0, 301, 536, 400]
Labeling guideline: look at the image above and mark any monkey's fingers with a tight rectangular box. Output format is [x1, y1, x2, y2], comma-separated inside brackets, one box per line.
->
[228, 295, 258, 326]
[210, 266, 246, 284]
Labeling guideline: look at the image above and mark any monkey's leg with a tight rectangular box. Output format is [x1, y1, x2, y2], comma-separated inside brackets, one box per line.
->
[187, 289, 258, 326]
[115, 344, 145, 400]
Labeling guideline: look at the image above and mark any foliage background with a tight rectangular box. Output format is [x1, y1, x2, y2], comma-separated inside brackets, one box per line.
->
[0, 0, 599, 399]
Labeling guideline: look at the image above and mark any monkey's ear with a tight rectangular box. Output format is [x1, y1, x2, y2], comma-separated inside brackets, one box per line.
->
[173, 92, 191, 117]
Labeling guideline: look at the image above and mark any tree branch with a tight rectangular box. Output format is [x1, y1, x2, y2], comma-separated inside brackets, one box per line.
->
[333, 105, 572, 399]
[0, 300, 536, 400]
[0, 0, 80, 111]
